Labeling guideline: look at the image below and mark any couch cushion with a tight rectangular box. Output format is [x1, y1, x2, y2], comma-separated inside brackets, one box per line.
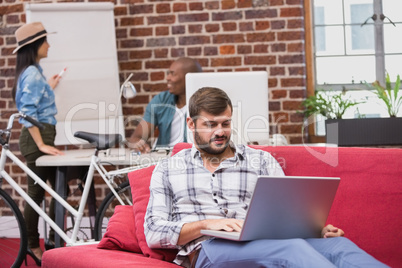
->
[42, 244, 179, 268]
[97, 205, 141, 253]
[128, 166, 178, 262]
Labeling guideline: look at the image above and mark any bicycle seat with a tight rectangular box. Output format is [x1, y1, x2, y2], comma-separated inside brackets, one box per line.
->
[74, 131, 122, 150]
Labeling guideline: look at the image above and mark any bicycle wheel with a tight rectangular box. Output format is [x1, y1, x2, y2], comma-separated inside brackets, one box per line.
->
[0, 188, 27, 268]
[94, 181, 132, 241]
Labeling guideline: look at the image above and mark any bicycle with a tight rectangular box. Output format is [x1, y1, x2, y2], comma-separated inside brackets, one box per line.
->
[0, 112, 167, 267]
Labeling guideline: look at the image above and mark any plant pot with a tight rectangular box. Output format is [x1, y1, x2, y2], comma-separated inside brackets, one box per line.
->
[325, 118, 402, 146]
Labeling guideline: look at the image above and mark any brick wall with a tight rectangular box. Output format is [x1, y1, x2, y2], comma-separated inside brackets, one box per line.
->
[0, 0, 307, 212]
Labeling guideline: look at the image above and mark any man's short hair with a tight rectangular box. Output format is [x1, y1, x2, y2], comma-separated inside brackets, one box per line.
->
[189, 87, 233, 119]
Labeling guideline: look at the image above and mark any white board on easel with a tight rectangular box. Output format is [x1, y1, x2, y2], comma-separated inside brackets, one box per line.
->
[25, 2, 124, 146]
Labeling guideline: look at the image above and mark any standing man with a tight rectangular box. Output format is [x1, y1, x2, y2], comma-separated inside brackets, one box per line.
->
[144, 87, 388, 268]
[127, 57, 202, 153]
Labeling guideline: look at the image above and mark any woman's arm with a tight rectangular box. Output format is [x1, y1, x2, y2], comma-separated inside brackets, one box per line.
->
[27, 126, 63, 156]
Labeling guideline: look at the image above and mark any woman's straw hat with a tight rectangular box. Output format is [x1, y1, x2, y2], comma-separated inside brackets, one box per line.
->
[13, 22, 55, 54]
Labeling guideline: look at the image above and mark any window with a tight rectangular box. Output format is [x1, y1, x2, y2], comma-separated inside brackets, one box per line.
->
[311, 0, 402, 135]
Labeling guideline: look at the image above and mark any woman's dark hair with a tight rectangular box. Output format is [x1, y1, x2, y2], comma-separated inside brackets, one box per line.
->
[12, 36, 46, 101]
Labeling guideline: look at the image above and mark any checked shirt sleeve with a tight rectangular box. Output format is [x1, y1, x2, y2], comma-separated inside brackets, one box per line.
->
[144, 160, 185, 249]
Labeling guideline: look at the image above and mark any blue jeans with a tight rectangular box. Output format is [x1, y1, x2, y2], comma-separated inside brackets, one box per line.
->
[195, 237, 388, 268]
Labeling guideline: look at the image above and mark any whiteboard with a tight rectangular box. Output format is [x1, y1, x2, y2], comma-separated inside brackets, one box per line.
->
[185, 71, 269, 145]
[25, 3, 124, 146]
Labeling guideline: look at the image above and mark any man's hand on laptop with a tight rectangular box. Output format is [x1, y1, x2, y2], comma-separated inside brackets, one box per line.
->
[321, 224, 345, 238]
[205, 218, 244, 232]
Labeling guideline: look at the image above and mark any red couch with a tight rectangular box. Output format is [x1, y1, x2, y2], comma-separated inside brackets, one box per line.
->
[42, 144, 402, 267]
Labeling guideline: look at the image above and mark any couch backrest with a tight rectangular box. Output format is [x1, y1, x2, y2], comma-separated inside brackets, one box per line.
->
[143, 143, 402, 267]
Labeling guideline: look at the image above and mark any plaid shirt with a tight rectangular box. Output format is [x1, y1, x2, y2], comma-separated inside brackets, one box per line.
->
[144, 143, 285, 267]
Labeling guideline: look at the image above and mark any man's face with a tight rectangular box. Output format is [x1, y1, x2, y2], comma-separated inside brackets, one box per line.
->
[188, 106, 232, 155]
[166, 61, 186, 96]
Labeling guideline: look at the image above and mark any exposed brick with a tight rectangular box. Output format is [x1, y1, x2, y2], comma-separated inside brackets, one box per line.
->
[189, 2, 204, 11]
[156, 3, 171, 13]
[116, 28, 127, 39]
[121, 17, 144, 26]
[213, 34, 245, 44]
[172, 25, 185, 35]
[148, 15, 176, 25]
[278, 31, 303, 41]
[130, 27, 152, 37]
[118, 51, 129, 61]
[238, 0, 253, 8]
[245, 9, 277, 19]
[220, 45, 235, 55]
[130, 72, 148, 82]
[288, 66, 305, 76]
[281, 77, 305, 87]
[221, 0, 236, 9]
[288, 42, 304, 52]
[154, 48, 169, 58]
[279, 55, 304, 64]
[205, 1, 220, 10]
[145, 60, 172, 69]
[273, 112, 289, 123]
[131, 5, 153, 15]
[271, 43, 286, 52]
[171, 48, 185, 58]
[269, 101, 281, 111]
[143, 82, 167, 92]
[129, 50, 152, 59]
[256, 20, 270, 31]
[173, 3, 187, 12]
[280, 124, 303, 134]
[272, 90, 287, 99]
[239, 22, 254, 31]
[156, 26, 169, 36]
[268, 78, 278, 88]
[289, 89, 306, 99]
[178, 13, 209, 23]
[179, 35, 210, 45]
[204, 46, 218, 56]
[246, 32, 275, 43]
[114, 6, 127, 16]
[288, 19, 303, 29]
[245, 55, 276, 65]
[237, 45, 252, 54]
[254, 44, 268, 53]
[290, 112, 304, 123]
[271, 20, 286, 30]
[212, 11, 242, 21]
[283, 100, 303, 110]
[211, 57, 242, 67]
[6, 14, 19, 24]
[205, 23, 220, 32]
[222, 22, 237, 31]
[188, 47, 202, 56]
[189, 24, 203, 33]
[146, 37, 176, 47]
[120, 61, 142, 71]
[270, 0, 285, 5]
[280, 7, 303, 17]
[270, 67, 285, 76]
[150, 71, 165, 81]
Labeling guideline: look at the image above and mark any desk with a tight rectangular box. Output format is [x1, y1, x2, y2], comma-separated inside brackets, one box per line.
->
[36, 148, 169, 247]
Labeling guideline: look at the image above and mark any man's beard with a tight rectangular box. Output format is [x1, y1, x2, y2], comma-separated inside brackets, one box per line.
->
[194, 129, 230, 155]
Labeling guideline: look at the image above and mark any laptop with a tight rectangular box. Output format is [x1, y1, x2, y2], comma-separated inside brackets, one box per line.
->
[201, 175, 340, 241]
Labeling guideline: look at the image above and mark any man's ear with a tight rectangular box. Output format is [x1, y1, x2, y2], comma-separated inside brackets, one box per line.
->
[187, 117, 195, 132]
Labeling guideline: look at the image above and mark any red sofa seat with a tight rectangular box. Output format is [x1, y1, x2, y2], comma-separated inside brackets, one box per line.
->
[42, 144, 402, 267]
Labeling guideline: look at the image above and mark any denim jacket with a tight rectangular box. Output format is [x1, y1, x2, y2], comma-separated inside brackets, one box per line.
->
[16, 65, 57, 128]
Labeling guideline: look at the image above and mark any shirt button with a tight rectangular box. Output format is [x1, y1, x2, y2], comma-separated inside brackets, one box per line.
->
[213, 193, 217, 196]
[214, 199, 218, 203]
[212, 174, 215, 177]
[224, 209, 228, 214]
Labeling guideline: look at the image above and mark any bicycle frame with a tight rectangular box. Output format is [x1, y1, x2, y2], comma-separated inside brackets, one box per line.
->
[0, 144, 100, 246]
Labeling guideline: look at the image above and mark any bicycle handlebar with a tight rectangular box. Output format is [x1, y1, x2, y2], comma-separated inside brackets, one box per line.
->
[20, 113, 45, 130]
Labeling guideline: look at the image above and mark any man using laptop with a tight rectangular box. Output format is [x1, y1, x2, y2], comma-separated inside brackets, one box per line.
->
[144, 87, 387, 268]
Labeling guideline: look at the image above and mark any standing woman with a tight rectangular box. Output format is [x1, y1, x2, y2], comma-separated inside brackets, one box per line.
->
[12, 22, 63, 265]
